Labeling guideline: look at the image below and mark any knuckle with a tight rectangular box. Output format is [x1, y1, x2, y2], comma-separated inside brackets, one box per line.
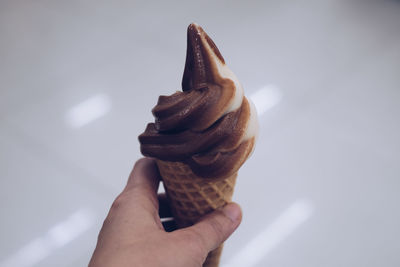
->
[103, 192, 132, 228]
[110, 192, 128, 212]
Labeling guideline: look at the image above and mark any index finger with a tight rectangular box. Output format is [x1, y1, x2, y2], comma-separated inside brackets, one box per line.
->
[125, 157, 160, 192]
[121, 158, 160, 218]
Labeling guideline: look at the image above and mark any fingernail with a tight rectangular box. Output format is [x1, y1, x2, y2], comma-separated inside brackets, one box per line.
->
[223, 203, 242, 222]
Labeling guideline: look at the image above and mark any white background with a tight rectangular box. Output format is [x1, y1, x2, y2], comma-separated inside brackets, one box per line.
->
[1, 0, 399, 266]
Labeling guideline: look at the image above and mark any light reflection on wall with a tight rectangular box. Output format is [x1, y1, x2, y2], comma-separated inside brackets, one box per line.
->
[249, 84, 283, 116]
[0, 209, 94, 267]
[222, 199, 313, 267]
[65, 93, 111, 128]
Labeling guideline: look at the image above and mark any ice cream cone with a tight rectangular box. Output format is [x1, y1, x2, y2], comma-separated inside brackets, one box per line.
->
[156, 159, 237, 267]
[139, 23, 258, 266]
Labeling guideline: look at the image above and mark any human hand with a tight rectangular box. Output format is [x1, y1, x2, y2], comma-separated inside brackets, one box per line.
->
[89, 158, 242, 267]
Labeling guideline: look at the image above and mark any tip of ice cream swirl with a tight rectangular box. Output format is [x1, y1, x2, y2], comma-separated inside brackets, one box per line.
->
[139, 23, 258, 180]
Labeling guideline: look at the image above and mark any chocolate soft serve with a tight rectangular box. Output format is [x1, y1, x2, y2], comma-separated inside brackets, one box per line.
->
[139, 23, 258, 179]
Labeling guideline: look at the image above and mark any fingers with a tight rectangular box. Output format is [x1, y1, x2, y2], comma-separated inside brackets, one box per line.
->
[123, 158, 161, 210]
[178, 203, 242, 255]
[125, 158, 160, 193]
[105, 158, 162, 231]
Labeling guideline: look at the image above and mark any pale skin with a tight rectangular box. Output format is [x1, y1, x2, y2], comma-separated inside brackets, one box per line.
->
[89, 158, 242, 267]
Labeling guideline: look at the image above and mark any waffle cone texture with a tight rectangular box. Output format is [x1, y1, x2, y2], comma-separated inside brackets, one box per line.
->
[156, 159, 237, 267]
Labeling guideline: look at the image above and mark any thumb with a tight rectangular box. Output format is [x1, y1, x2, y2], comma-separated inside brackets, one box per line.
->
[181, 203, 242, 256]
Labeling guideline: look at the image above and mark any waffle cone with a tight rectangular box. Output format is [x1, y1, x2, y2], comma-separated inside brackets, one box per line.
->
[156, 159, 237, 267]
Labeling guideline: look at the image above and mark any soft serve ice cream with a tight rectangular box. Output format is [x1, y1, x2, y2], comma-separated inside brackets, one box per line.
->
[139, 23, 258, 179]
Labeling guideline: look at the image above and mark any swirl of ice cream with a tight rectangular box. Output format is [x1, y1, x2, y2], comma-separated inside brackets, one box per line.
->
[139, 23, 258, 179]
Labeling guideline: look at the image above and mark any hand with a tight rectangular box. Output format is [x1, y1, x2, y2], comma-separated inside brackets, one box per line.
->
[89, 158, 242, 267]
